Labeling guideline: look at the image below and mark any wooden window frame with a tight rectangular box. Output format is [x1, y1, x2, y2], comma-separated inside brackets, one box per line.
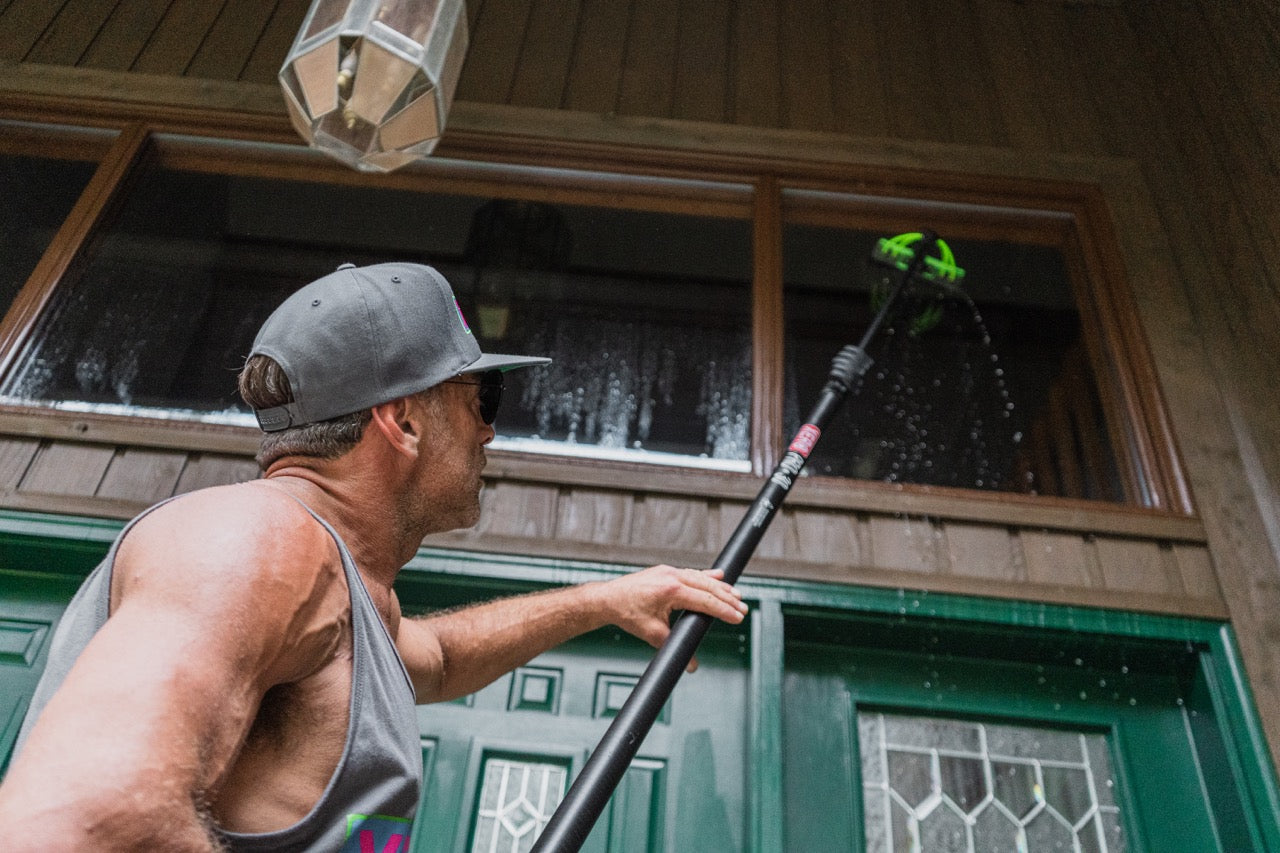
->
[0, 117, 1193, 516]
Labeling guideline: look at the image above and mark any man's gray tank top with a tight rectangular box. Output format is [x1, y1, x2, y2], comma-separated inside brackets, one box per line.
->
[14, 495, 422, 852]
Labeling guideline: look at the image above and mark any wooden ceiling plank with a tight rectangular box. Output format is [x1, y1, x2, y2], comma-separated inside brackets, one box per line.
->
[131, 0, 225, 76]
[80, 0, 173, 73]
[0, 0, 69, 62]
[561, 0, 631, 115]
[238, 0, 309, 85]
[24, 0, 116, 67]
[186, 0, 279, 81]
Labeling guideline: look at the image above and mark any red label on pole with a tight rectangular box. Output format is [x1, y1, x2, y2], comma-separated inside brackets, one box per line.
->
[788, 424, 821, 458]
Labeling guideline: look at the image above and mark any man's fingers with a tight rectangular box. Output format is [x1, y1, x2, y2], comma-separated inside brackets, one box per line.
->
[672, 568, 747, 623]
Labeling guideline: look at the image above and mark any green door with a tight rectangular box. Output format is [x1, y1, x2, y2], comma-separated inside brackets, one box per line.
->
[781, 609, 1260, 852]
[406, 626, 750, 853]
[0, 575, 80, 774]
[397, 568, 752, 853]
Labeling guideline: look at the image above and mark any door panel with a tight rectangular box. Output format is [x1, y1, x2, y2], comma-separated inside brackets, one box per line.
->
[0, 578, 76, 773]
[408, 627, 749, 853]
[782, 614, 1238, 853]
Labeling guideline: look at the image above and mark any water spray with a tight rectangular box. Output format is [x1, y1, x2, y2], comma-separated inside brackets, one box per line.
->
[529, 230, 965, 853]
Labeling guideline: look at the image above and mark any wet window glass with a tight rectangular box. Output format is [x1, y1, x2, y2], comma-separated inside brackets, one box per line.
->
[0, 151, 99, 314]
[0, 144, 752, 469]
[442, 200, 752, 468]
[859, 711, 1126, 852]
[783, 222, 1124, 501]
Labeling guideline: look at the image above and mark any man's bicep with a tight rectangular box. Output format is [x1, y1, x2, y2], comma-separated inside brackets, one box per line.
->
[28, 596, 263, 762]
[396, 617, 445, 702]
[2, 597, 267, 837]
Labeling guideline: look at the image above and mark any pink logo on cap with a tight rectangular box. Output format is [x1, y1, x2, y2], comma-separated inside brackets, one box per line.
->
[454, 299, 473, 335]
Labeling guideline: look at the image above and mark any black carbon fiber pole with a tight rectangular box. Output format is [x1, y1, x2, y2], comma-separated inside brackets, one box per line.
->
[530, 234, 941, 853]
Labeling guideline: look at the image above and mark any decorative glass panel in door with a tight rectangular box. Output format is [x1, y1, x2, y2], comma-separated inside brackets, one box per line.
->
[859, 711, 1125, 852]
[783, 611, 1261, 852]
[471, 755, 568, 853]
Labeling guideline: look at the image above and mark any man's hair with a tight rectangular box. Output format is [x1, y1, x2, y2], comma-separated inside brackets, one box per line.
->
[239, 354, 373, 470]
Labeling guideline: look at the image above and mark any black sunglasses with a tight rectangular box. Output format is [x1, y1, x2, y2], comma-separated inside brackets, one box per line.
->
[444, 369, 504, 424]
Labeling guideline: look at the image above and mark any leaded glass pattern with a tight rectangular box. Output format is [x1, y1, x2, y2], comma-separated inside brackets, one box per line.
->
[859, 712, 1126, 852]
[471, 756, 568, 853]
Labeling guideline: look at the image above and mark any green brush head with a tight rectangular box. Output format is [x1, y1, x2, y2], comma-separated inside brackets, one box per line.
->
[870, 232, 965, 335]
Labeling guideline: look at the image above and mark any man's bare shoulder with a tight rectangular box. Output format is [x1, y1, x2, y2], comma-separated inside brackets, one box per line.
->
[115, 484, 345, 622]
[122, 481, 330, 570]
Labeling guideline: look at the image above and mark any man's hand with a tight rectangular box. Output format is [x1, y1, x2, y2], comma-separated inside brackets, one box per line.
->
[400, 565, 749, 703]
[591, 565, 748, 671]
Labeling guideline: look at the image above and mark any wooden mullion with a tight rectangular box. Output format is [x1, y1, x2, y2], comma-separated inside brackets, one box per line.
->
[1047, 384, 1085, 500]
[1063, 343, 1114, 503]
[0, 122, 150, 383]
[1028, 417, 1058, 499]
[1058, 216, 1150, 508]
[1076, 191, 1195, 514]
[751, 176, 784, 477]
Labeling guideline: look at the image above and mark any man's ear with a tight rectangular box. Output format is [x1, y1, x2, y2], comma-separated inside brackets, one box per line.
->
[369, 397, 419, 459]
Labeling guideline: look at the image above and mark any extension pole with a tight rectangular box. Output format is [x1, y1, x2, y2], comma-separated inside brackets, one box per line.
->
[530, 235, 940, 853]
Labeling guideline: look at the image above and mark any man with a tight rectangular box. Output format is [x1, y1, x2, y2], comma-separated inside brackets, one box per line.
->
[0, 262, 747, 851]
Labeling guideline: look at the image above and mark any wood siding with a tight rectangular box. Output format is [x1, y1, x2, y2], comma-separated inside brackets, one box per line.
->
[1, 0, 1278, 761]
[0, 408, 1220, 622]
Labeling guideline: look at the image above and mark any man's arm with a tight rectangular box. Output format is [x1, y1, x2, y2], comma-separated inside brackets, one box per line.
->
[398, 565, 747, 703]
[0, 487, 343, 852]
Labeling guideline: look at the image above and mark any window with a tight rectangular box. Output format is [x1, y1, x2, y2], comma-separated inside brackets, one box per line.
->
[0, 122, 113, 317]
[0, 126, 1185, 508]
[0, 134, 755, 470]
[782, 213, 1122, 501]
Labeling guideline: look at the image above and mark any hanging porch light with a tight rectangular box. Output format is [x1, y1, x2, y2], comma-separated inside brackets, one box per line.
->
[279, 0, 469, 173]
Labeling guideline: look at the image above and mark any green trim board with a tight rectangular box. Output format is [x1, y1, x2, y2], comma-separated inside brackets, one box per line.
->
[0, 510, 1276, 850]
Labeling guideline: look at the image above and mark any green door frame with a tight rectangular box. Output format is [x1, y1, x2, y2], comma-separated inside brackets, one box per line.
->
[1, 509, 1278, 850]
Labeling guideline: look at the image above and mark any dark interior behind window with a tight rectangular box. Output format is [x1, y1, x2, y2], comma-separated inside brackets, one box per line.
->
[0, 157, 754, 467]
[0, 154, 98, 314]
[783, 224, 1123, 501]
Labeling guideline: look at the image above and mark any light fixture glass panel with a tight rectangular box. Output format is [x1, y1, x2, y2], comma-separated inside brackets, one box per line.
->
[302, 0, 348, 40]
[293, 39, 339, 117]
[377, 0, 442, 42]
[938, 755, 985, 814]
[280, 0, 468, 172]
[992, 761, 1040, 818]
[379, 89, 440, 150]
[886, 750, 934, 808]
[1023, 809, 1075, 849]
[346, 40, 417, 125]
[1041, 765, 1093, 824]
[972, 805, 1020, 852]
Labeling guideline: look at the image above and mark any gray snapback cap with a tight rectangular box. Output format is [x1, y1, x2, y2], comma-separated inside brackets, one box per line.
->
[248, 262, 550, 432]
